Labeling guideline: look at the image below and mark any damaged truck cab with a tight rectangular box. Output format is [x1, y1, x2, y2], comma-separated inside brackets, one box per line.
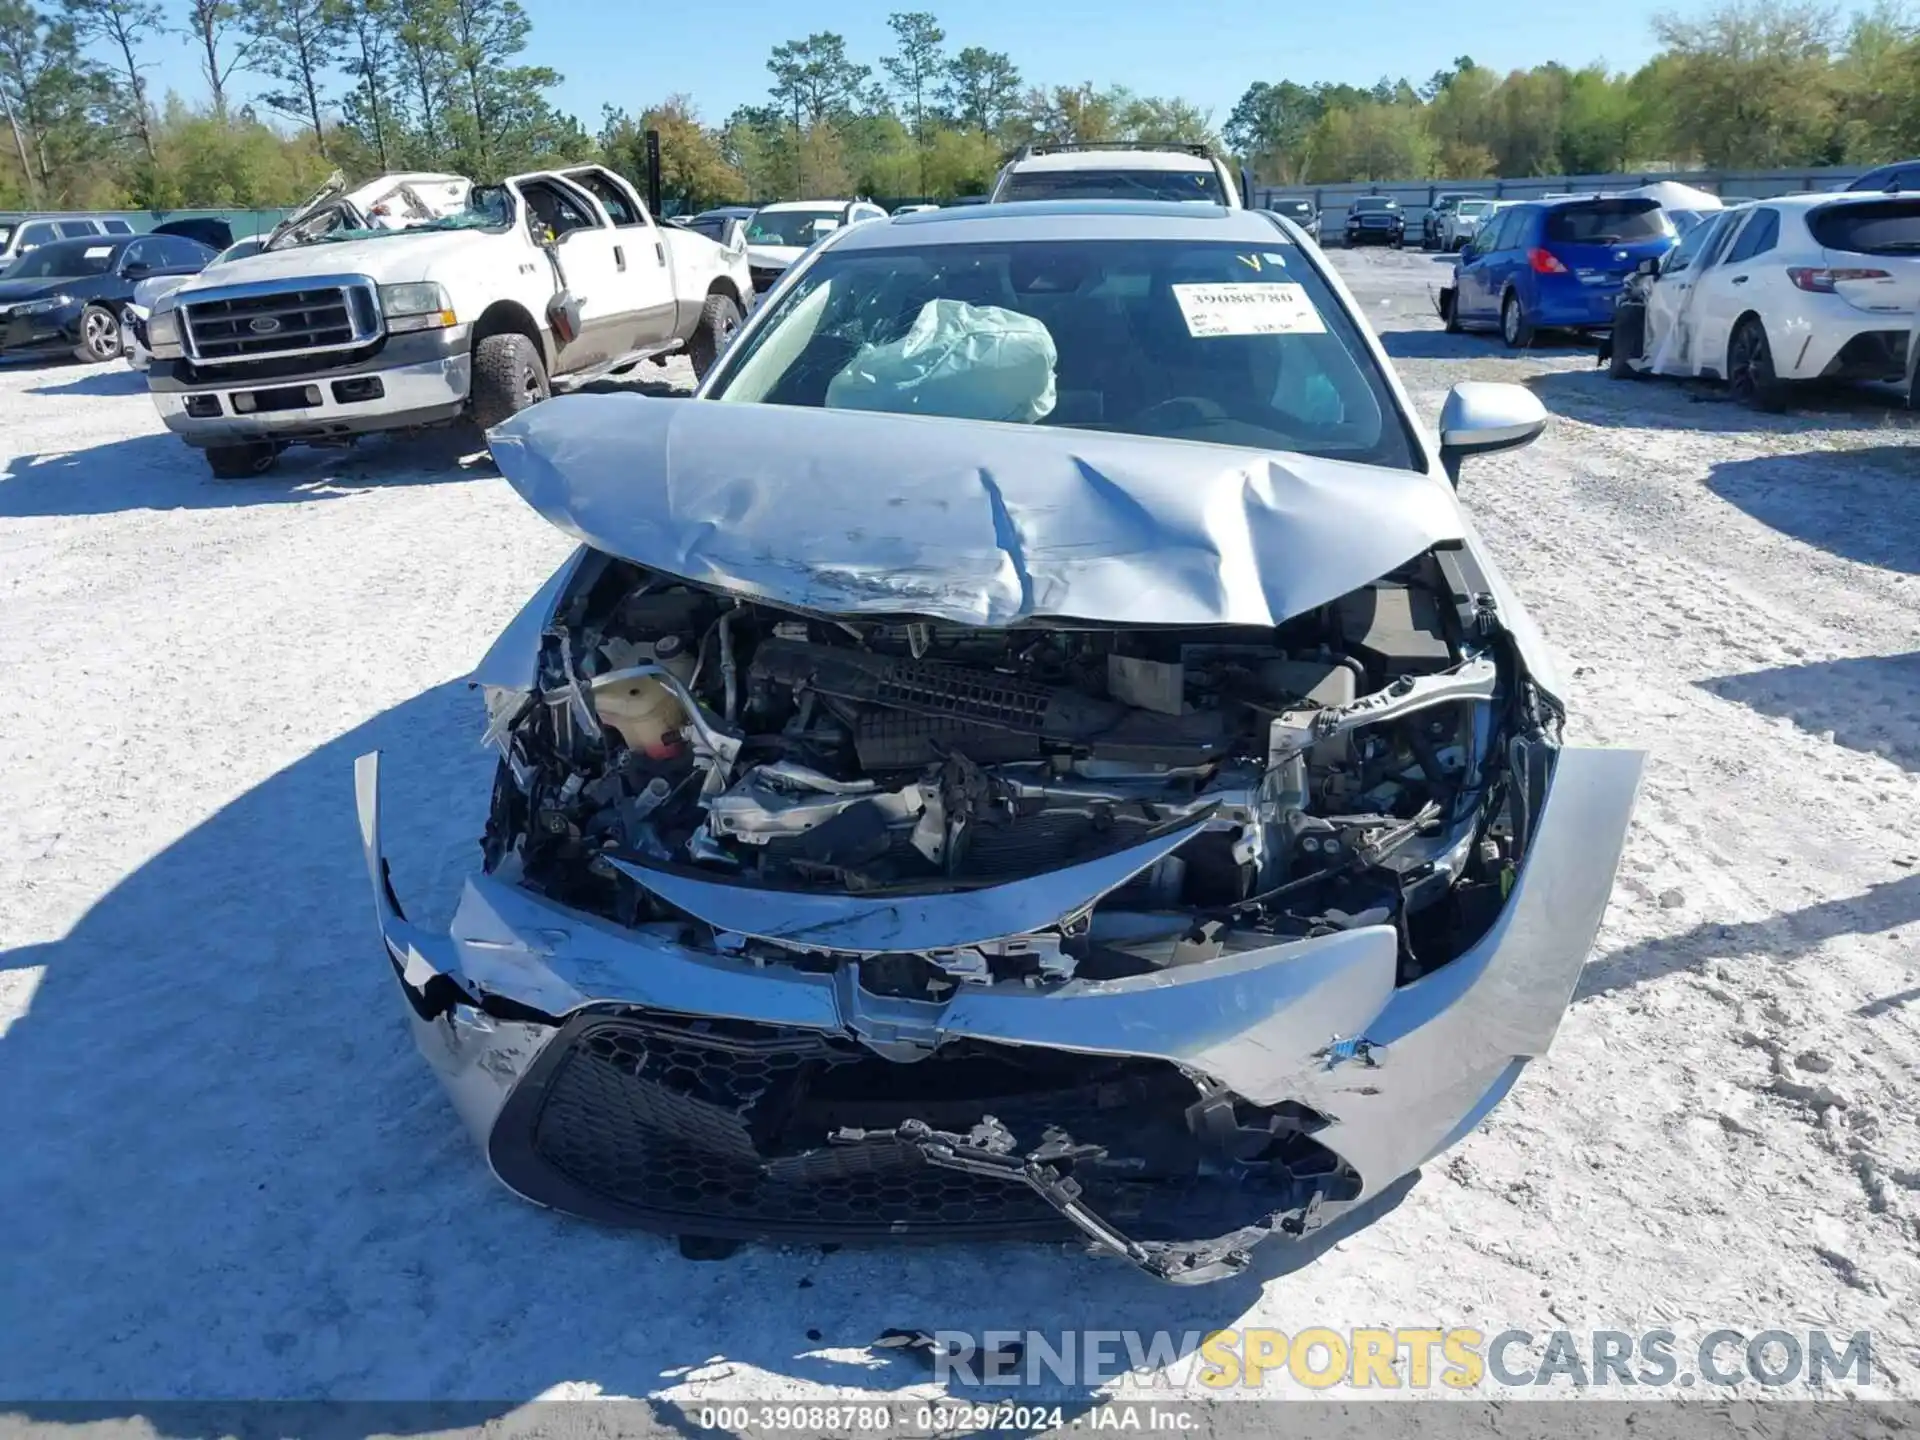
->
[143, 164, 753, 479]
[355, 204, 1643, 1283]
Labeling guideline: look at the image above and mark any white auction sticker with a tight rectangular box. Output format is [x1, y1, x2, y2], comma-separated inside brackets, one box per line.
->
[84, 245, 113, 259]
[1172, 282, 1327, 338]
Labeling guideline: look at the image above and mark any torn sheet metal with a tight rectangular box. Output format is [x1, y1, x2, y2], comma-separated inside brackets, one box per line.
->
[609, 816, 1215, 953]
[486, 395, 1467, 629]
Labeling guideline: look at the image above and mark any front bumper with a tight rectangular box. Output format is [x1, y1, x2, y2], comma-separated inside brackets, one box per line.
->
[354, 744, 1642, 1281]
[0, 303, 81, 357]
[148, 327, 471, 446]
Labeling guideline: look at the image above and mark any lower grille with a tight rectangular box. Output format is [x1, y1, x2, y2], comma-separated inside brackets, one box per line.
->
[490, 1011, 1348, 1244]
[181, 281, 379, 362]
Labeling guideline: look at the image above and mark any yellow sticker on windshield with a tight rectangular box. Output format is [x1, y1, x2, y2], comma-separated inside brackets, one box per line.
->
[1236, 253, 1263, 272]
[1172, 282, 1327, 337]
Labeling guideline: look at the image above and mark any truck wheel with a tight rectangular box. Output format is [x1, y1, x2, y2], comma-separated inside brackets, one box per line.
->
[206, 442, 278, 479]
[471, 332, 550, 431]
[76, 304, 123, 363]
[688, 292, 744, 379]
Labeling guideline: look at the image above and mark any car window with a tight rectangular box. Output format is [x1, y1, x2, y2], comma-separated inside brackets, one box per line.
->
[1807, 199, 1920, 255]
[709, 237, 1418, 472]
[3, 238, 116, 278]
[101, 218, 133, 234]
[1456, 201, 1493, 218]
[998, 168, 1224, 204]
[54, 219, 101, 239]
[1479, 208, 1522, 252]
[1661, 211, 1726, 274]
[572, 170, 644, 227]
[158, 235, 214, 267]
[1723, 207, 1779, 264]
[521, 180, 599, 240]
[213, 238, 264, 264]
[1543, 199, 1670, 244]
[0, 223, 12, 249]
[17, 220, 58, 249]
[118, 238, 156, 270]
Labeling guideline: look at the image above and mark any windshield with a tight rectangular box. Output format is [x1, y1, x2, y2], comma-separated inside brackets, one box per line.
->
[4, 238, 116, 279]
[1544, 199, 1671, 244]
[213, 238, 265, 265]
[1352, 199, 1397, 213]
[1273, 201, 1313, 218]
[1457, 201, 1493, 217]
[1808, 198, 1920, 254]
[999, 168, 1224, 204]
[749, 208, 846, 246]
[708, 237, 1416, 470]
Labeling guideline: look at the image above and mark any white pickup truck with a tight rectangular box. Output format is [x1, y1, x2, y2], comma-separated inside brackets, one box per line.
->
[145, 164, 754, 477]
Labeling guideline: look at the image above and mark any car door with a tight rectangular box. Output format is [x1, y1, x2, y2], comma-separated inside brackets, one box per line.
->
[1638, 209, 1725, 369]
[508, 172, 634, 373]
[1692, 206, 1780, 372]
[1667, 209, 1751, 374]
[1452, 210, 1501, 319]
[559, 164, 676, 344]
[1462, 207, 1522, 320]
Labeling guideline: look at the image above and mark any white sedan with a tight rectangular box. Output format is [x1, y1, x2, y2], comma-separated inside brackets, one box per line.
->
[1606, 190, 1920, 408]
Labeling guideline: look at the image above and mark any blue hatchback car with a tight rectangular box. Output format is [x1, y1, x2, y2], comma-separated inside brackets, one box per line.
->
[1446, 195, 1677, 345]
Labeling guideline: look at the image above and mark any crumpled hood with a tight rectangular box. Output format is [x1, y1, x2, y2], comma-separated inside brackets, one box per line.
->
[487, 396, 1470, 628]
[184, 230, 488, 290]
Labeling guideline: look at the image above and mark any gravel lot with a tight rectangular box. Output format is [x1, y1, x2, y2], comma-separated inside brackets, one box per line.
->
[1, 245, 1916, 1405]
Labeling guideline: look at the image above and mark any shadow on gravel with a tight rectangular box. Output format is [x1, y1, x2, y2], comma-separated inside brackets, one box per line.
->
[1577, 873, 1920, 1000]
[1705, 447, 1920, 571]
[28, 365, 150, 397]
[1699, 651, 1920, 771]
[1528, 368, 1918, 435]
[0, 679, 1408, 1414]
[0, 429, 491, 518]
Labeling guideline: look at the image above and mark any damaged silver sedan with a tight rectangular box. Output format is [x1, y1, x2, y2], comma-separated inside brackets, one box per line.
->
[355, 204, 1644, 1283]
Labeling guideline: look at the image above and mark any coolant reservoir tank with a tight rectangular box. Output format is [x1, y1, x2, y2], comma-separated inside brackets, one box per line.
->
[591, 635, 696, 758]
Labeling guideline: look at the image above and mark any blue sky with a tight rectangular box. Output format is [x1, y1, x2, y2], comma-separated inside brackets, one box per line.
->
[141, 0, 1691, 132]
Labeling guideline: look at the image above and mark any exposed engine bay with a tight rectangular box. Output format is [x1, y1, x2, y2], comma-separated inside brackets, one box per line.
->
[483, 546, 1560, 992]
[466, 547, 1563, 1280]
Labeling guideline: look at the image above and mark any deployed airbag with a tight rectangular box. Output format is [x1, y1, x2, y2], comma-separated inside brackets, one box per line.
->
[826, 299, 1058, 423]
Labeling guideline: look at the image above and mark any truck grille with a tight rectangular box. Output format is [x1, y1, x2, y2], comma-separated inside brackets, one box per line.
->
[180, 278, 381, 363]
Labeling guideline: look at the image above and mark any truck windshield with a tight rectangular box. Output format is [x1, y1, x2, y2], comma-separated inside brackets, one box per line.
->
[708, 236, 1416, 470]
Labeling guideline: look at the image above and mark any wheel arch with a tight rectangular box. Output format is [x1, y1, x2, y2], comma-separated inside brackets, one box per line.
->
[706, 275, 746, 313]
[471, 300, 552, 373]
[1726, 308, 1770, 371]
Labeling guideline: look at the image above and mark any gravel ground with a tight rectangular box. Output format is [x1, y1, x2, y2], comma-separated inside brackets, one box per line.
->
[1, 247, 1916, 1406]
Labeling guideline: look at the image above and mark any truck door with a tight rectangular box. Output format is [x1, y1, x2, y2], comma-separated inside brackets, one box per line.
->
[560, 164, 679, 342]
[507, 173, 636, 372]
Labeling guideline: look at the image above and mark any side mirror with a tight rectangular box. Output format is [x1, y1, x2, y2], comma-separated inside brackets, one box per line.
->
[1437, 381, 1548, 486]
[1637, 256, 1660, 276]
[122, 261, 150, 278]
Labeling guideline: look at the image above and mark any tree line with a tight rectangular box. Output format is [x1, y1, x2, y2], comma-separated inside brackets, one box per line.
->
[3, 0, 1917, 215]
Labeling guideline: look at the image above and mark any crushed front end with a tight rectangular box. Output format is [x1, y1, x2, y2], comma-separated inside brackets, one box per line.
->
[356, 538, 1642, 1283]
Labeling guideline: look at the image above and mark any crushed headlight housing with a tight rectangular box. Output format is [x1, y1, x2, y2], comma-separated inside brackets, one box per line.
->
[148, 299, 182, 358]
[380, 281, 457, 334]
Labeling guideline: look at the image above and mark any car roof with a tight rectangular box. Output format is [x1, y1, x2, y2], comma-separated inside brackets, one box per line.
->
[1740, 191, 1913, 208]
[829, 200, 1285, 249]
[1007, 150, 1216, 173]
[757, 199, 855, 213]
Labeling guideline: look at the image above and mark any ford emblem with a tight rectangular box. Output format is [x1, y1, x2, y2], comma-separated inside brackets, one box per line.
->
[249, 316, 282, 334]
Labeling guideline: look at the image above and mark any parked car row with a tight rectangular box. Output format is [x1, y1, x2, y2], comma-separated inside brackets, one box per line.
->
[1432, 183, 1919, 412]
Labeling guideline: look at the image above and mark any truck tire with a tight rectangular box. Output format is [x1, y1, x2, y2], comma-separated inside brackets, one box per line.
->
[471, 332, 550, 432]
[206, 442, 278, 479]
[687, 292, 744, 380]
